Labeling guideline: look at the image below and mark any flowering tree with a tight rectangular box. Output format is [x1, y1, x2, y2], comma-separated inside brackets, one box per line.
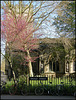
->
[1, 1, 68, 78]
[1, 7, 40, 80]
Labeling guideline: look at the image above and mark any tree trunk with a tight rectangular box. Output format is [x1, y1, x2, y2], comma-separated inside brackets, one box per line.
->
[1, 52, 16, 82]
[26, 50, 33, 77]
[28, 60, 33, 77]
[10, 62, 16, 82]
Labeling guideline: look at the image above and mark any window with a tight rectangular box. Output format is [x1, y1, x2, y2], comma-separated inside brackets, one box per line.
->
[66, 61, 69, 72]
[53, 62, 55, 71]
[49, 61, 52, 71]
[56, 61, 59, 71]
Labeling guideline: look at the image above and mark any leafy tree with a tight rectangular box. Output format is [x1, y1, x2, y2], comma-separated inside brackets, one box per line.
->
[52, 1, 75, 60]
[38, 39, 65, 62]
[2, 1, 74, 78]
[1, 1, 66, 78]
[53, 1, 75, 38]
[12, 54, 28, 77]
[1, 1, 62, 30]
[1, 8, 39, 81]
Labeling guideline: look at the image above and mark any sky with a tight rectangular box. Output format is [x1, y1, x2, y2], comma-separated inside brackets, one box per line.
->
[1, 1, 59, 61]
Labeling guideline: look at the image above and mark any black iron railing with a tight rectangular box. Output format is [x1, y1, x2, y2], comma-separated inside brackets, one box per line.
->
[28, 75, 76, 96]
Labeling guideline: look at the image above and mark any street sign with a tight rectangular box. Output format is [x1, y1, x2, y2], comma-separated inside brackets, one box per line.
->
[29, 77, 48, 80]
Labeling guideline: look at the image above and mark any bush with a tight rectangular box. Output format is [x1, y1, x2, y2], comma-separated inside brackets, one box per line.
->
[1, 78, 76, 96]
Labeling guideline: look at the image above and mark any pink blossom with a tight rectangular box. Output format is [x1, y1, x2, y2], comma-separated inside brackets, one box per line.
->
[1, 8, 42, 67]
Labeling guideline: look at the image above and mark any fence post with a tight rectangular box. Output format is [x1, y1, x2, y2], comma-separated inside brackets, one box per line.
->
[26, 75, 29, 86]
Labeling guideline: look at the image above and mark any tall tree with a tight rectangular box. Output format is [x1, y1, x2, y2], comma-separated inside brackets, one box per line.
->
[52, 1, 75, 56]
[1, 7, 40, 79]
[1, 1, 72, 77]
[1, 1, 66, 33]
[53, 1, 75, 38]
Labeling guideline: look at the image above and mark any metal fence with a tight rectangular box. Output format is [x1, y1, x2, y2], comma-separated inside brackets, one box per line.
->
[27, 75, 76, 96]
[4, 74, 75, 96]
[29, 75, 75, 86]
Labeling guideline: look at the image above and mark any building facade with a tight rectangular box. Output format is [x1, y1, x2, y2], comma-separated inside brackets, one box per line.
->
[1, 38, 75, 78]
[33, 38, 75, 77]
